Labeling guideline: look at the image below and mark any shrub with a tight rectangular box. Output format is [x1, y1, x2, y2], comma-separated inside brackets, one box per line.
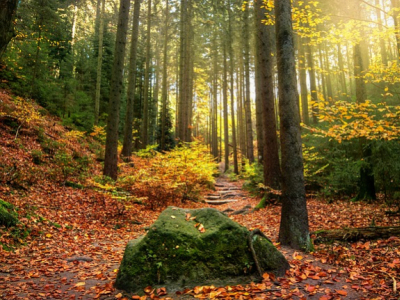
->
[241, 161, 264, 194]
[119, 142, 218, 210]
[31, 150, 43, 165]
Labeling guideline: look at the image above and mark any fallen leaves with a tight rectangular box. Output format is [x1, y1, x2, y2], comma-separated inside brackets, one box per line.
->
[0, 91, 398, 300]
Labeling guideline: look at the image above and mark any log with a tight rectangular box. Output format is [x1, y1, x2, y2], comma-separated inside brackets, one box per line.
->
[313, 226, 400, 243]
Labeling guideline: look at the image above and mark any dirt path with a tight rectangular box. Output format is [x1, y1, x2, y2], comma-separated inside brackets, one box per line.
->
[0, 175, 368, 299]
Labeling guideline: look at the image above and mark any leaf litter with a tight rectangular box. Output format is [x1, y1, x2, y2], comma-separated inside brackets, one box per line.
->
[0, 90, 399, 299]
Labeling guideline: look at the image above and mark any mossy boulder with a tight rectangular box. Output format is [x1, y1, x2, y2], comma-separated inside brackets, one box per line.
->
[115, 207, 289, 294]
[0, 199, 18, 228]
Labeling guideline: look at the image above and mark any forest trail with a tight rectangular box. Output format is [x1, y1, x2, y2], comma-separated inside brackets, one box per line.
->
[1, 172, 366, 300]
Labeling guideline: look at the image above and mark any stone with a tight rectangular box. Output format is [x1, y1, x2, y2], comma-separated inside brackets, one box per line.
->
[115, 207, 289, 294]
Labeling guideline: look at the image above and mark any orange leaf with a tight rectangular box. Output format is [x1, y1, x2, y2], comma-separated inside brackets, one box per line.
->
[336, 290, 347, 296]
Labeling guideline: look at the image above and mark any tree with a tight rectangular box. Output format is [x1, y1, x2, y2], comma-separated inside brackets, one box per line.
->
[140, 0, 152, 148]
[228, 0, 238, 174]
[121, 0, 142, 157]
[274, 0, 312, 251]
[103, 0, 130, 180]
[160, 0, 170, 151]
[94, 0, 106, 126]
[243, 1, 254, 163]
[0, 0, 18, 60]
[254, 0, 281, 189]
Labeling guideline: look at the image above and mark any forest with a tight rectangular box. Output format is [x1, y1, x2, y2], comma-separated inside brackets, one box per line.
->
[0, 0, 400, 299]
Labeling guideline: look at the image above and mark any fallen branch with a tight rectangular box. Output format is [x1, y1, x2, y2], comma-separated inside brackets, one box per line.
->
[313, 226, 400, 243]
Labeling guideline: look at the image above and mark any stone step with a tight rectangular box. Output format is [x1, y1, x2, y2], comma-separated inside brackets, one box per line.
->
[205, 195, 220, 200]
[205, 199, 238, 205]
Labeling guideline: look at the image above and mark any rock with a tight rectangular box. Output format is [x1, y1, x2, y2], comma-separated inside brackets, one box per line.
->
[115, 207, 289, 294]
[0, 199, 18, 228]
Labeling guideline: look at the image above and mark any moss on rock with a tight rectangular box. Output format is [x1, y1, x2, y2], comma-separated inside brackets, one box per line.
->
[0, 199, 18, 228]
[115, 207, 289, 294]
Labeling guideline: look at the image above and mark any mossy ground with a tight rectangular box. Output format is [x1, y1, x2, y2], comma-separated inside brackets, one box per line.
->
[0, 199, 18, 228]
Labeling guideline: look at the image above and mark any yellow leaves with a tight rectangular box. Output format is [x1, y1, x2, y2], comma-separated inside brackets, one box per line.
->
[305, 100, 400, 142]
[75, 282, 85, 287]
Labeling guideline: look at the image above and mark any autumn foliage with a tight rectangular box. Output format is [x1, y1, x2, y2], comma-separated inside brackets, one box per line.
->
[118, 142, 217, 210]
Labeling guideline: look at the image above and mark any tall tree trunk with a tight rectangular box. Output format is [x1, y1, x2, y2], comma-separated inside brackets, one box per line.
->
[140, 0, 152, 148]
[0, 0, 18, 60]
[298, 37, 309, 124]
[228, 2, 238, 174]
[323, 43, 333, 101]
[94, 0, 106, 126]
[121, 0, 141, 157]
[103, 0, 130, 180]
[223, 41, 230, 172]
[255, 0, 281, 189]
[337, 43, 348, 99]
[391, 0, 400, 58]
[306, 41, 318, 124]
[160, 0, 169, 151]
[318, 46, 327, 102]
[376, 0, 388, 65]
[243, 1, 254, 163]
[353, 41, 376, 201]
[275, 0, 311, 251]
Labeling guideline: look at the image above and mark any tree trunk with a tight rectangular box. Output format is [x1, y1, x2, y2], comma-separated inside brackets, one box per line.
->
[313, 226, 400, 243]
[376, 0, 388, 65]
[323, 43, 333, 101]
[0, 0, 18, 60]
[275, 0, 311, 251]
[228, 3, 239, 175]
[306, 41, 318, 124]
[121, 0, 141, 157]
[255, 0, 281, 189]
[243, 1, 254, 163]
[353, 38, 376, 201]
[298, 37, 309, 124]
[94, 0, 106, 126]
[140, 0, 152, 148]
[337, 44, 348, 99]
[160, 0, 169, 151]
[103, 0, 130, 180]
[223, 42, 229, 172]
[391, 0, 400, 59]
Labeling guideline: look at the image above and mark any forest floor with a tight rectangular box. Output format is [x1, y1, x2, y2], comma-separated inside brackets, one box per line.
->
[1, 173, 399, 300]
[1, 89, 400, 299]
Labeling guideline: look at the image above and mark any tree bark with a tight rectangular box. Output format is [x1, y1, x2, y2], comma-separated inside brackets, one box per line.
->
[298, 37, 309, 124]
[376, 0, 388, 65]
[223, 42, 230, 172]
[275, 0, 311, 251]
[0, 0, 18, 60]
[243, 1, 254, 163]
[103, 0, 130, 180]
[228, 2, 239, 175]
[313, 226, 400, 243]
[140, 0, 152, 148]
[121, 0, 141, 157]
[255, 0, 281, 189]
[94, 0, 106, 126]
[160, 0, 169, 151]
[306, 41, 318, 124]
